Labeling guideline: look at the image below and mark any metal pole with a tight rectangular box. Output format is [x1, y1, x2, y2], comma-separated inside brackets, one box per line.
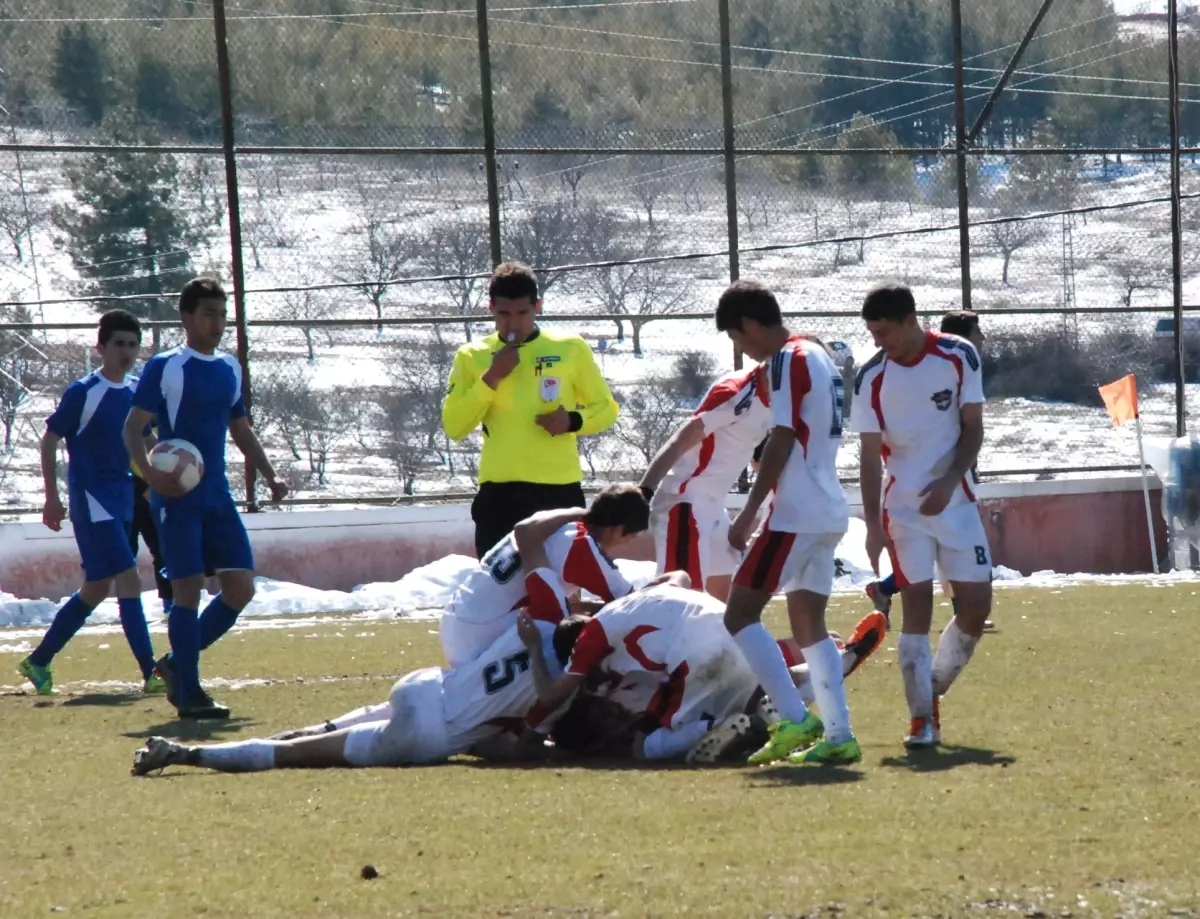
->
[951, 0, 973, 312]
[476, 0, 503, 267]
[211, 0, 256, 507]
[718, 0, 743, 371]
[965, 0, 1057, 145]
[1169, 0, 1187, 437]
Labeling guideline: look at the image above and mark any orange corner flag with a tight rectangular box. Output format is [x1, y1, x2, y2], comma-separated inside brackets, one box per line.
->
[1099, 374, 1139, 426]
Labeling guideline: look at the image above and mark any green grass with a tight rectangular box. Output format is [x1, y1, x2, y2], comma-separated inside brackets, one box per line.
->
[2, 586, 1200, 919]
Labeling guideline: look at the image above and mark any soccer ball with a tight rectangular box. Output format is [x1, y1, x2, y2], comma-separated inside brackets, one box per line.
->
[150, 438, 205, 493]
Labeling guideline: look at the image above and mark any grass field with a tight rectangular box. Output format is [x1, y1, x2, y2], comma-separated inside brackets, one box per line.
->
[2, 585, 1199, 919]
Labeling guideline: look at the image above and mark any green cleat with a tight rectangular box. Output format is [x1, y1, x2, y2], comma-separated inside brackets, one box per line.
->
[788, 736, 863, 766]
[746, 711, 824, 765]
[142, 674, 168, 695]
[18, 656, 54, 696]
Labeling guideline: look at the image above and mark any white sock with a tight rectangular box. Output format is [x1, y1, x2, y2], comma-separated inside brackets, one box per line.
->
[898, 632, 934, 720]
[328, 702, 392, 731]
[802, 637, 853, 745]
[787, 665, 817, 706]
[197, 739, 277, 773]
[932, 619, 981, 697]
[641, 721, 711, 760]
[733, 623, 808, 723]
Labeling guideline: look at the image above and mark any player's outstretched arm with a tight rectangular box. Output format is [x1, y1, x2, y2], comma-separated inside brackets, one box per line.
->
[229, 416, 288, 502]
[517, 612, 583, 710]
[859, 432, 886, 573]
[639, 416, 706, 497]
[39, 429, 65, 531]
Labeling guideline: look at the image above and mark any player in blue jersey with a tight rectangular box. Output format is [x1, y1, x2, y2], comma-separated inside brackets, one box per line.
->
[18, 310, 163, 696]
[124, 277, 288, 720]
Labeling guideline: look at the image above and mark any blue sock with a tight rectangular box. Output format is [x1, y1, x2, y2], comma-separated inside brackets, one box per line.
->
[199, 595, 242, 651]
[167, 606, 201, 705]
[161, 598, 173, 618]
[880, 573, 898, 597]
[29, 594, 93, 667]
[118, 597, 156, 680]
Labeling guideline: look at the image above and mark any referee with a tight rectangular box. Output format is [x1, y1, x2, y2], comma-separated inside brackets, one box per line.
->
[442, 262, 620, 557]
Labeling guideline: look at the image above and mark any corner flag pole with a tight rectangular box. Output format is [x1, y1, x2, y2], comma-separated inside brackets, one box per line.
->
[1135, 413, 1160, 574]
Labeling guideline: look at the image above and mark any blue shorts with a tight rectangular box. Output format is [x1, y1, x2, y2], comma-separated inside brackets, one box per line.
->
[156, 495, 254, 581]
[73, 517, 137, 582]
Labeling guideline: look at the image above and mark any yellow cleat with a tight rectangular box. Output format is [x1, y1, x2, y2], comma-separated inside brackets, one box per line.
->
[788, 736, 863, 765]
[746, 711, 824, 765]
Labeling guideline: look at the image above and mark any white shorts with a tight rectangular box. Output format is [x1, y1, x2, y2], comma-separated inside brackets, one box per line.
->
[439, 603, 514, 669]
[342, 668, 452, 767]
[651, 500, 742, 586]
[734, 529, 843, 596]
[884, 502, 992, 588]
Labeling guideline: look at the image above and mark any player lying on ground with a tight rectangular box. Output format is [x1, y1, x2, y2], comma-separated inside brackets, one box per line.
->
[851, 283, 992, 749]
[20, 311, 164, 696]
[638, 364, 771, 601]
[512, 518, 888, 765]
[439, 483, 649, 667]
[132, 568, 577, 775]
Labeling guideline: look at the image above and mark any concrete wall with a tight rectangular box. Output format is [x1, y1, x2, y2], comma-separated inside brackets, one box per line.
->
[0, 475, 1168, 600]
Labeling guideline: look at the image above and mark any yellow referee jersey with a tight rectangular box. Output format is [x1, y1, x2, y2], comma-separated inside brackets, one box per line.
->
[441, 328, 619, 485]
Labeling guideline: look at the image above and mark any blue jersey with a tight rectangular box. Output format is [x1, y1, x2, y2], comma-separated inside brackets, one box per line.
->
[133, 346, 246, 508]
[46, 371, 137, 524]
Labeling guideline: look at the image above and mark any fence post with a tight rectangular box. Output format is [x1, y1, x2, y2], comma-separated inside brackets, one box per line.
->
[718, 0, 742, 370]
[951, 0, 973, 312]
[1169, 0, 1187, 438]
[211, 0, 256, 507]
[475, 0, 503, 267]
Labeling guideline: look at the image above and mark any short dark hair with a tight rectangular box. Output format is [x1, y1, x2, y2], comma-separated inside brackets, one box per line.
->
[97, 309, 141, 345]
[583, 483, 650, 536]
[489, 262, 539, 304]
[861, 282, 917, 322]
[549, 692, 638, 757]
[179, 277, 227, 314]
[553, 614, 591, 667]
[940, 309, 979, 339]
[714, 280, 782, 332]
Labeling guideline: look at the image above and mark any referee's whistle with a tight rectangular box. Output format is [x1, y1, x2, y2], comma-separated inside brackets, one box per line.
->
[506, 331, 517, 344]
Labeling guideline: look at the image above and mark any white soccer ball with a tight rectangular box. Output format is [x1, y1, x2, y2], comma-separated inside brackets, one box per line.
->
[150, 438, 205, 493]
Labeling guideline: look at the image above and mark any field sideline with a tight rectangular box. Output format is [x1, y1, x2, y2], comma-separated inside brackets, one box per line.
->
[2, 585, 1198, 919]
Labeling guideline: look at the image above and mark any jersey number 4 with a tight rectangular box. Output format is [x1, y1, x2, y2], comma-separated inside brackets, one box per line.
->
[483, 651, 531, 694]
[482, 539, 522, 584]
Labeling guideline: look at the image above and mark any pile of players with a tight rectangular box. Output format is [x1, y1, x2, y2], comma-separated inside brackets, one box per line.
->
[132, 279, 993, 775]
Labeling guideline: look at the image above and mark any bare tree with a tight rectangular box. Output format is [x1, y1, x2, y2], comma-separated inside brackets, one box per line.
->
[250, 363, 352, 487]
[627, 154, 669, 230]
[241, 197, 304, 272]
[737, 163, 775, 233]
[579, 227, 695, 356]
[0, 183, 37, 263]
[414, 214, 490, 340]
[982, 216, 1046, 286]
[271, 274, 337, 363]
[612, 379, 687, 467]
[337, 214, 410, 334]
[1107, 249, 1172, 308]
[503, 200, 601, 296]
[0, 305, 39, 451]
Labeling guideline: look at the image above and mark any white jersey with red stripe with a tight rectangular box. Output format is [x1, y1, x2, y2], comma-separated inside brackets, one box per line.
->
[653, 366, 771, 513]
[849, 331, 984, 512]
[562, 585, 758, 729]
[448, 522, 632, 626]
[763, 337, 850, 534]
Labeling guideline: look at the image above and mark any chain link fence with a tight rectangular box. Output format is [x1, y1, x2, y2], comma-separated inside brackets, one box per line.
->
[0, 0, 1197, 510]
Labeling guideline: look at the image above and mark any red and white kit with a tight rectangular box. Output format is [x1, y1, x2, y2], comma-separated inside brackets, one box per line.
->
[733, 337, 850, 596]
[439, 522, 633, 667]
[651, 366, 771, 586]
[849, 331, 990, 587]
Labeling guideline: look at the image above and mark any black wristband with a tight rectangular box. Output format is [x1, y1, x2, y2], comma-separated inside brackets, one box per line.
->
[639, 485, 654, 502]
[567, 411, 584, 433]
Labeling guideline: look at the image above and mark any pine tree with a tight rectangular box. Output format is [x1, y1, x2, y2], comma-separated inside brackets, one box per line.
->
[52, 115, 208, 349]
[52, 25, 108, 125]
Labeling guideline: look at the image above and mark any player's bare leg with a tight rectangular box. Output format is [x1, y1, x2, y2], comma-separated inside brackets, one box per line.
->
[133, 727, 366, 775]
[270, 701, 393, 741]
[897, 580, 938, 748]
[705, 574, 732, 603]
[784, 590, 861, 765]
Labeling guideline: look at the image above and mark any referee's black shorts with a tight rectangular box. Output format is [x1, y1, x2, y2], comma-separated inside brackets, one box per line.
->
[471, 481, 587, 558]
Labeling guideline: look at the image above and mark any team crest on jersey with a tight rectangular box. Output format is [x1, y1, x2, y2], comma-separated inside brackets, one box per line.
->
[733, 379, 757, 416]
[931, 389, 953, 411]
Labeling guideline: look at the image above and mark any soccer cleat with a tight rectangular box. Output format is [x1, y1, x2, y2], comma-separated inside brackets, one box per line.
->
[843, 610, 889, 677]
[17, 657, 54, 696]
[746, 711, 824, 765]
[788, 736, 863, 765]
[686, 714, 753, 765]
[153, 654, 178, 707]
[864, 581, 892, 620]
[132, 736, 190, 776]
[754, 693, 781, 728]
[142, 674, 168, 695]
[904, 716, 939, 748]
[177, 690, 231, 720]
